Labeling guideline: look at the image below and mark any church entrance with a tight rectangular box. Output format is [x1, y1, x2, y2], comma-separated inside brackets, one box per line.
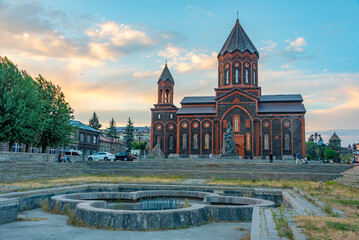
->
[233, 134, 244, 159]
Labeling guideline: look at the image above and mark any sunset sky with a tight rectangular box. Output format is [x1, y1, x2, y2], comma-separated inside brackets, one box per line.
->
[1, 0, 358, 145]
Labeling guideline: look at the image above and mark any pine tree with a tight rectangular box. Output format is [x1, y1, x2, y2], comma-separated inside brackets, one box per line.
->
[88, 112, 102, 130]
[106, 118, 117, 139]
[124, 118, 134, 152]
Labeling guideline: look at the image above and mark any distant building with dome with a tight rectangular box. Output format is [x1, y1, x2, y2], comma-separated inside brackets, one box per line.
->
[150, 19, 306, 159]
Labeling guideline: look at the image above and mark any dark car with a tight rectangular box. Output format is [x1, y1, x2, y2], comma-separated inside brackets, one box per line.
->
[115, 152, 133, 161]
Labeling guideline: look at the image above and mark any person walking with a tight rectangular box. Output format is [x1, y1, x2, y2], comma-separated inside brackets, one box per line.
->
[269, 152, 273, 163]
[296, 152, 301, 164]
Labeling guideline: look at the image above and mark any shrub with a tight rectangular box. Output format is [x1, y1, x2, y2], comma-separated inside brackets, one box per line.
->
[324, 149, 337, 160]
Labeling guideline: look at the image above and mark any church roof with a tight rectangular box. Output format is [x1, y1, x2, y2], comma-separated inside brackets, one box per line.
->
[177, 106, 216, 115]
[259, 94, 303, 103]
[329, 132, 341, 142]
[258, 103, 306, 114]
[219, 19, 258, 56]
[180, 96, 216, 105]
[157, 64, 174, 84]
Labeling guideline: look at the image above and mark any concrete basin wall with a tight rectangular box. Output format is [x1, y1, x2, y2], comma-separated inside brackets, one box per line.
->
[49, 190, 275, 230]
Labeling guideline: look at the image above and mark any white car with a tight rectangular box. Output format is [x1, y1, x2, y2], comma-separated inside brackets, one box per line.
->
[88, 152, 115, 161]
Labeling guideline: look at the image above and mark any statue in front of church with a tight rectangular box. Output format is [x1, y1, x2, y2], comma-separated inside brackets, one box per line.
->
[222, 122, 237, 156]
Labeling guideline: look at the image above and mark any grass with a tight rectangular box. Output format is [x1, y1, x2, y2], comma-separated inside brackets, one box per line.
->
[234, 227, 247, 231]
[295, 216, 359, 240]
[271, 208, 294, 240]
[0, 175, 184, 189]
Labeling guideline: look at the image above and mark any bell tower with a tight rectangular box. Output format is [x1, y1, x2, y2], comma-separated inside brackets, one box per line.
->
[216, 18, 261, 98]
[150, 63, 178, 153]
[157, 63, 174, 105]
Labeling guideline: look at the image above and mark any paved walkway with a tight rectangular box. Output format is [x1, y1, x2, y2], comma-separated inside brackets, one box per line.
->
[0, 208, 250, 240]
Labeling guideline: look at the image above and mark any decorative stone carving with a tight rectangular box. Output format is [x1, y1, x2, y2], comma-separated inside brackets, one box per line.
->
[222, 122, 237, 155]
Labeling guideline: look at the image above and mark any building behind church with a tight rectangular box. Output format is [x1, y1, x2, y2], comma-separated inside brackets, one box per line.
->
[150, 19, 306, 159]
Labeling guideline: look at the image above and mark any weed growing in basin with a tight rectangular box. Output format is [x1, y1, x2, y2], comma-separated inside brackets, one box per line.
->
[115, 199, 125, 210]
[184, 198, 190, 208]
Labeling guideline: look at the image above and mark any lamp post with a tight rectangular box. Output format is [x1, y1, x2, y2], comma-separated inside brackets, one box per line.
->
[313, 132, 321, 160]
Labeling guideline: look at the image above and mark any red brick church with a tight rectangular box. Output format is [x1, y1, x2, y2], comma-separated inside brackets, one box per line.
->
[150, 19, 306, 159]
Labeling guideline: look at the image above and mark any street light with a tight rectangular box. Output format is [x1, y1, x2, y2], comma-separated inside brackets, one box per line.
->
[313, 133, 321, 160]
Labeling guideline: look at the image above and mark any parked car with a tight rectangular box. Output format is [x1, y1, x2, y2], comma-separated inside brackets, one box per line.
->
[115, 152, 133, 161]
[88, 152, 115, 161]
[64, 150, 82, 157]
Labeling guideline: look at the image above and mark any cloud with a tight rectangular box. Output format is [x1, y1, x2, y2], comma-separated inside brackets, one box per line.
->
[133, 70, 161, 78]
[260, 67, 359, 133]
[174, 51, 217, 73]
[281, 64, 293, 69]
[259, 40, 278, 53]
[158, 45, 183, 59]
[285, 37, 306, 52]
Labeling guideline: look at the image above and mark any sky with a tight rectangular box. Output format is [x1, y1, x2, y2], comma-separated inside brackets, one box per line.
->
[1, 0, 358, 146]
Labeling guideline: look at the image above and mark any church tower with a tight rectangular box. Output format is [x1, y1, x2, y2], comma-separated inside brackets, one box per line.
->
[150, 64, 178, 154]
[157, 63, 175, 105]
[216, 18, 261, 98]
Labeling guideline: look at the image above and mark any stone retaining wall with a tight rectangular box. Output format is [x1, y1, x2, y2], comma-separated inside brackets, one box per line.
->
[0, 160, 352, 182]
[0, 198, 18, 224]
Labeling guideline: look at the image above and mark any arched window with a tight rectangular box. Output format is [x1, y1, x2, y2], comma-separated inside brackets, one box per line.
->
[157, 136, 161, 147]
[158, 113, 161, 119]
[226, 70, 229, 84]
[234, 116, 239, 132]
[253, 71, 256, 85]
[205, 134, 210, 149]
[193, 134, 198, 150]
[170, 113, 173, 119]
[245, 69, 249, 84]
[219, 71, 222, 86]
[165, 89, 169, 103]
[235, 69, 239, 83]
[246, 132, 251, 151]
[169, 136, 174, 150]
[264, 134, 269, 150]
[80, 134, 84, 142]
[182, 134, 187, 150]
[159, 89, 162, 103]
[284, 134, 290, 151]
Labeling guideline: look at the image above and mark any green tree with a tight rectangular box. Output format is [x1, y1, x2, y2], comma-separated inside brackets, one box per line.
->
[36, 75, 74, 153]
[0, 56, 43, 151]
[132, 142, 147, 156]
[88, 112, 102, 130]
[106, 118, 117, 139]
[124, 118, 134, 151]
[340, 152, 354, 164]
[324, 149, 337, 160]
[305, 141, 317, 160]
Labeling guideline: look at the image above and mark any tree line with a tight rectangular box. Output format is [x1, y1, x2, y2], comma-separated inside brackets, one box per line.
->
[88, 113, 146, 152]
[0, 56, 74, 152]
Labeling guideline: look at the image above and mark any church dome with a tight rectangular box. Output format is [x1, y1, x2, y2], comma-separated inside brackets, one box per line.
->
[219, 19, 259, 57]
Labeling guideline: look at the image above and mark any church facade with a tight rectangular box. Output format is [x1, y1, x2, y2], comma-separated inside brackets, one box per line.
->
[150, 19, 306, 159]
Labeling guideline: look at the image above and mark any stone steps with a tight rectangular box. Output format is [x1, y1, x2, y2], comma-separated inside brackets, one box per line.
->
[0, 161, 351, 182]
[335, 166, 359, 188]
[250, 207, 285, 240]
[282, 190, 326, 216]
